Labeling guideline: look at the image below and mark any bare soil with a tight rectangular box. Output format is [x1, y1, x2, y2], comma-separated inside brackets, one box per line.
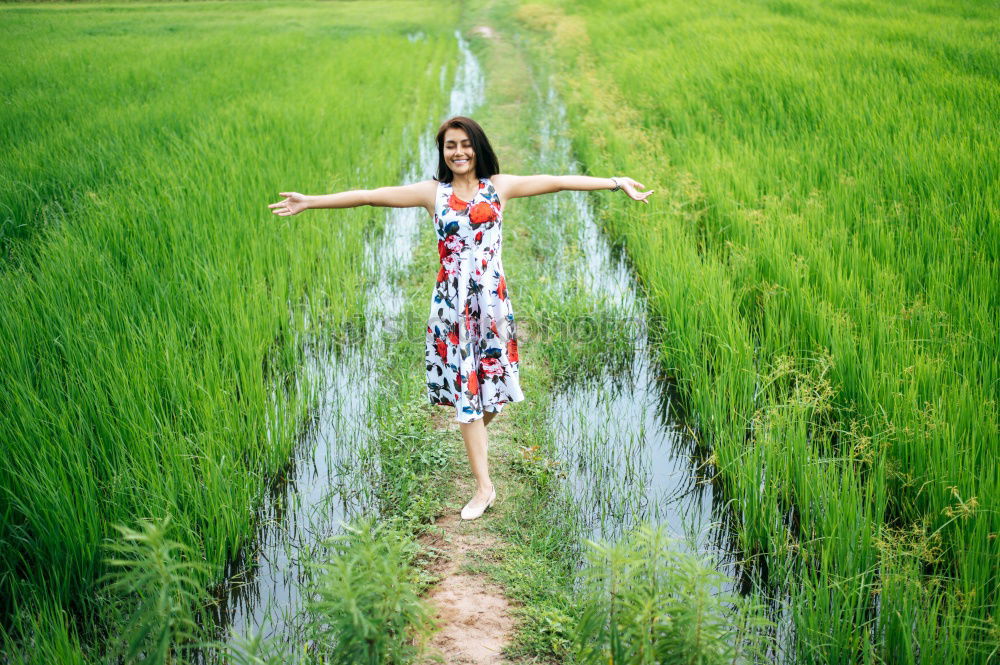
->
[417, 413, 518, 664]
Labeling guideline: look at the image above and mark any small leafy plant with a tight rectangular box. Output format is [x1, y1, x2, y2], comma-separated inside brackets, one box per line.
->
[101, 517, 209, 665]
[573, 524, 771, 665]
[305, 516, 435, 665]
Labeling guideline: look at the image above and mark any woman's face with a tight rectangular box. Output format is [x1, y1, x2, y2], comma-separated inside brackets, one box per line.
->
[442, 127, 475, 177]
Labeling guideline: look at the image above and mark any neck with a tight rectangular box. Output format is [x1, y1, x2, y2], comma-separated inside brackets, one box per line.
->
[452, 172, 479, 190]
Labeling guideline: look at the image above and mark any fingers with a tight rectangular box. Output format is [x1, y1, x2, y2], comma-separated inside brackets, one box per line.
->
[624, 181, 650, 195]
[271, 192, 301, 215]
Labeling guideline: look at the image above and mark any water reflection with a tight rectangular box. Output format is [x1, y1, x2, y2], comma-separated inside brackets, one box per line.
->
[211, 339, 380, 643]
[531, 81, 728, 560]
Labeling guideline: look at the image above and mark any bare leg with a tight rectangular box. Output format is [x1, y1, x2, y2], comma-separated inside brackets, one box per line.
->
[459, 414, 496, 510]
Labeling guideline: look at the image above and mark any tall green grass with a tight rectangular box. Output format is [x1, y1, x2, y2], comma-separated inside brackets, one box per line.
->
[0, 1, 456, 659]
[515, 0, 998, 660]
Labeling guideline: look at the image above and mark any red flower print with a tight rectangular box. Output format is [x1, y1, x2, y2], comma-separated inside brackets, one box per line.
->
[438, 239, 447, 259]
[467, 369, 479, 395]
[444, 234, 463, 254]
[436, 266, 446, 283]
[435, 338, 447, 360]
[481, 357, 504, 378]
[490, 320, 499, 336]
[441, 253, 459, 277]
[470, 202, 496, 225]
[478, 181, 486, 189]
[475, 230, 483, 243]
[507, 339, 519, 363]
[481, 258, 487, 269]
[497, 275, 507, 300]
[448, 330, 459, 345]
[448, 193, 468, 211]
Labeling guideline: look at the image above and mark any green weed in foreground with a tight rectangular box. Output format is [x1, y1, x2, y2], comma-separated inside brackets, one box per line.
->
[306, 517, 436, 665]
[100, 518, 209, 665]
[575, 525, 770, 665]
[514, 0, 998, 660]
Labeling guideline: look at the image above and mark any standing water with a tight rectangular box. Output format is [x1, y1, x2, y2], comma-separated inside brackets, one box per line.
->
[530, 80, 732, 566]
[207, 32, 485, 649]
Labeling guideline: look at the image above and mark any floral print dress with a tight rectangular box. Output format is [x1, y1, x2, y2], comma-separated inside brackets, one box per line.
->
[425, 177, 525, 423]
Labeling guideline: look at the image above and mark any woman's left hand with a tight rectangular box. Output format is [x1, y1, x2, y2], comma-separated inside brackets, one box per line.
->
[618, 177, 654, 204]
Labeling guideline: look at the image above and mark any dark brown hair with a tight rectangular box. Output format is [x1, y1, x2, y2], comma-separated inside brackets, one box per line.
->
[434, 116, 499, 183]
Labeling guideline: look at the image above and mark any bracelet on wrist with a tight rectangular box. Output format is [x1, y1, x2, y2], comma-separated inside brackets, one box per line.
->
[609, 177, 621, 192]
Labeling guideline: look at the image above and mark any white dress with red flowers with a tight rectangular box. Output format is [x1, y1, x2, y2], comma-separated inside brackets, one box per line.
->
[425, 177, 525, 422]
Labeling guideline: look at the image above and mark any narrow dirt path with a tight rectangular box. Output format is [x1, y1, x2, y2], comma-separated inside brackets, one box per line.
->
[417, 413, 518, 664]
[413, 17, 544, 663]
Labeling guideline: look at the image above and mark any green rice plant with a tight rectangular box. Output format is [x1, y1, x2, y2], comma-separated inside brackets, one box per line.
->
[514, 0, 998, 658]
[100, 517, 209, 665]
[0, 0, 457, 658]
[0, 596, 87, 665]
[305, 516, 436, 665]
[573, 523, 771, 665]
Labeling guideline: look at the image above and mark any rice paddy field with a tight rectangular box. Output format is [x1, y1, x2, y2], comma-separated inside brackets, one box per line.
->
[511, 0, 998, 661]
[0, 1, 458, 660]
[1, 0, 997, 663]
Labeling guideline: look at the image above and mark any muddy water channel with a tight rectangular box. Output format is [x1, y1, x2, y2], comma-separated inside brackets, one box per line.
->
[528, 83, 735, 568]
[204, 33, 485, 649]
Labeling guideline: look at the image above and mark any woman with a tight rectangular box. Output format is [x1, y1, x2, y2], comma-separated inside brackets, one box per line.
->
[269, 116, 653, 520]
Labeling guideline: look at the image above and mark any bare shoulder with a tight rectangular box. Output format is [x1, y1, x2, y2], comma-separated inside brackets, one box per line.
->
[413, 178, 438, 195]
[490, 173, 521, 200]
[407, 178, 439, 197]
[369, 178, 439, 212]
[415, 178, 440, 214]
[490, 173, 516, 189]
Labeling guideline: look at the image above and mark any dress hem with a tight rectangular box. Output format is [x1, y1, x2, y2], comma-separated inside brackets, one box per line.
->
[428, 395, 525, 408]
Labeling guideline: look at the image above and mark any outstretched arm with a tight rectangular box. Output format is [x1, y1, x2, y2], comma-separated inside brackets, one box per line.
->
[269, 180, 437, 216]
[492, 174, 654, 205]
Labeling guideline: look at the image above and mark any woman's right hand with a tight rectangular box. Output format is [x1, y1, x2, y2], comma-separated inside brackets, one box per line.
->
[268, 192, 311, 216]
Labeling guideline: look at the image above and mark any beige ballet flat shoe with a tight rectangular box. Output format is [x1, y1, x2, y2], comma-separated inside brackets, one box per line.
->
[461, 487, 496, 520]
